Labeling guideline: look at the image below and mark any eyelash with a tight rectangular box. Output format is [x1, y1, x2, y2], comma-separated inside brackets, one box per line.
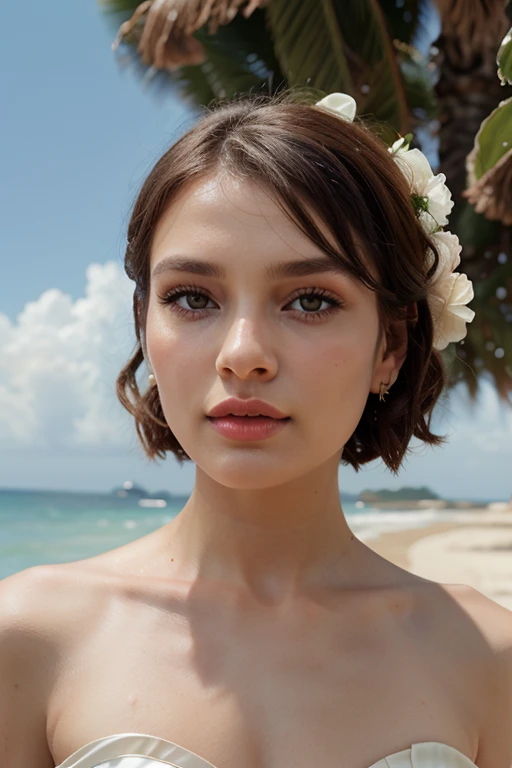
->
[157, 284, 345, 323]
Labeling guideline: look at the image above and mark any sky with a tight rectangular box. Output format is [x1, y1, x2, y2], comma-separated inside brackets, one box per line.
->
[1, 0, 511, 502]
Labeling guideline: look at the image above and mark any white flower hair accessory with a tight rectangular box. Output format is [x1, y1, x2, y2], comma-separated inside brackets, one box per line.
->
[315, 93, 476, 351]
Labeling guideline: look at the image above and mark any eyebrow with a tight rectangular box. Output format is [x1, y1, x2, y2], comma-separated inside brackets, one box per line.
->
[151, 255, 352, 281]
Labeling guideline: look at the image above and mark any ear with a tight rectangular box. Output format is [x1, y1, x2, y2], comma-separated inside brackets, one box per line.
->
[369, 315, 409, 396]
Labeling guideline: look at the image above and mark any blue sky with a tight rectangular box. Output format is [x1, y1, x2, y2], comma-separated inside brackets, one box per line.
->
[1, 0, 510, 502]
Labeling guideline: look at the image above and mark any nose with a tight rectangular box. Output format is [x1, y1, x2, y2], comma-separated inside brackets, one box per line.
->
[214, 315, 278, 381]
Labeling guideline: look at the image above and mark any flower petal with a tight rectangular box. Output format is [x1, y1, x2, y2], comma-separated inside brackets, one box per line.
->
[430, 273, 475, 350]
[394, 148, 435, 189]
[423, 173, 454, 227]
[389, 137, 407, 153]
[429, 231, 462, 272]
[315, 93, 357, 122]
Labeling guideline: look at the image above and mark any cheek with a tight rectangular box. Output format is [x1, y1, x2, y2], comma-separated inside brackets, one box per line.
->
[146, 309, 199, 371]
[145, 313, 202, 409]
[295, 338, 374, 435]
[145, 311, 220, 445]
[298, 334, 373, 390]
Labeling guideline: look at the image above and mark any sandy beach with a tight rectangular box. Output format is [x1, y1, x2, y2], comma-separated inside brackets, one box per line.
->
[366, 506, 512, 611]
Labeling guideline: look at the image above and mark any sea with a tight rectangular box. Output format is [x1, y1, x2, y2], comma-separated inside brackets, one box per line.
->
[0, 488, 490, 580]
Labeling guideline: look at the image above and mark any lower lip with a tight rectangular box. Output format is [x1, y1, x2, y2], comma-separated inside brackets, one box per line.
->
[207, 415, 290, 441]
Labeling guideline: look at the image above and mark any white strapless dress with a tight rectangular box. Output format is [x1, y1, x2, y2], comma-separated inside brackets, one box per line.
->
[55, 732, 479, 768]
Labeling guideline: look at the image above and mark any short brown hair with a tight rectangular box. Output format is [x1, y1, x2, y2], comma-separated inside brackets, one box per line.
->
[116, 90, 447, 474]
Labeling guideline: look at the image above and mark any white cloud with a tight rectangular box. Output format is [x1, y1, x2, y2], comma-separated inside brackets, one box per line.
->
[0, 262, 138, 451]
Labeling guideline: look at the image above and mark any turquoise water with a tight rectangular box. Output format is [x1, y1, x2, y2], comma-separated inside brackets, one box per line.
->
[0, 489, 457, 580]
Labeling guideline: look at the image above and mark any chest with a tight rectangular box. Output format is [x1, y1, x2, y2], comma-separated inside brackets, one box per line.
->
[47, 586, 482, 768]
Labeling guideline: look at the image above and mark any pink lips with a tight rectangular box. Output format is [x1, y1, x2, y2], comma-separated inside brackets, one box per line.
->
[206, 397, 288, 420]
[207, 414, 290, 441]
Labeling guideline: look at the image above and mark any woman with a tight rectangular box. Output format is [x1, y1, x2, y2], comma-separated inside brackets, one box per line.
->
[1, 91, 511, 768]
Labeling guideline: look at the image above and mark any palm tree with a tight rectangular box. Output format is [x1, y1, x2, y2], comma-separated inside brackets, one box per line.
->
[98, 0, 512, 403]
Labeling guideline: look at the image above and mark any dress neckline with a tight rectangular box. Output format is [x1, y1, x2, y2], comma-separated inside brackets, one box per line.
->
[55, 731, 479, 768]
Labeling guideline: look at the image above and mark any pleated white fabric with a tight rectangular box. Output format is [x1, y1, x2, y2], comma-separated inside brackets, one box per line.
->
[55, 732, 479, 768]
[367, 741, 478, 767]
[56, 733, 217, 768]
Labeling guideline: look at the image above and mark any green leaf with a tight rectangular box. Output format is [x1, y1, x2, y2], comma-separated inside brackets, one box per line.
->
[185, 10, 285, 103]
[497, 27, 512, 86]
[472, 96, 512, 179]
[97, 4, 285, 109]
[265, 0, 409, 132]
[168, 62, 217, 109]
[265, 0, 353, 95]
[195, 8, 285, 99]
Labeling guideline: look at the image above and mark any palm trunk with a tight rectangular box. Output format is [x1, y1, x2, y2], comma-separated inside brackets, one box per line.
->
[430, 0, 511, 278]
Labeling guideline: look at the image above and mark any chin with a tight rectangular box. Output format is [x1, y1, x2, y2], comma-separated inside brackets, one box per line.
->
[198, 456, 301, 490]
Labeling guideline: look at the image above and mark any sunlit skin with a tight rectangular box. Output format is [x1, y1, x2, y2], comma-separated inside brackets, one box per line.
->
[39, 172, 489, 768]
[144, 173, 408, 605]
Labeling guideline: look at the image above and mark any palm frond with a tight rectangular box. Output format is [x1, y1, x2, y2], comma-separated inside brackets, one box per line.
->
[101, 5, 284, 108]
[265, 0, 409, 133]
[265, 0, 353, 95]
[190, 14, 282, 100]
[100, 0, 270, 70]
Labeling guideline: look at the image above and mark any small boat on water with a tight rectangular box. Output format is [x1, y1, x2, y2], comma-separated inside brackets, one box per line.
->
[138, 498, 167, 508]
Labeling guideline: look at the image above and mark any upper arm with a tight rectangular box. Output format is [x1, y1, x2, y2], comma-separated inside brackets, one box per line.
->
[0, 566, 58, 768]
[460, 586, 512, 768]
[489, 598, 512, 768]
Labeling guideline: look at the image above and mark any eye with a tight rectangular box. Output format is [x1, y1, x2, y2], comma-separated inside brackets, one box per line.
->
[157, 285, 215, 319]
[285, 289, 344, 322]
[157, 285, 345, 323]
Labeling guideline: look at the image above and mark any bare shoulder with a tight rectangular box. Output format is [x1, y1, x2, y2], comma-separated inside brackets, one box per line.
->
[0, 564, 66, 690]
[445, 583, 512, 641]
[1, 561, 112, 642]
[443, 582, 512, 666]
[0, 565, 81, 767]
[0, 564, 72, 647]
[0, 563, 119, 766]
[440, 583, 512, 767]
[435, 582, 510, 630]
[0, 561, 118, 697]
[0, 561, 112, 680]
[437, 582, 512, 674]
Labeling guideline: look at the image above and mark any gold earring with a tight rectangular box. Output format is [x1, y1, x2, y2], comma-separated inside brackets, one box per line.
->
[379, 382, 389, 402]
[148, 373, 156, 386]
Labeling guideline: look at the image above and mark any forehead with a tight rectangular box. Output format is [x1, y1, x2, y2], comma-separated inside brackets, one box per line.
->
[151, 174, 321, 255]
[150, 173, 376, 284]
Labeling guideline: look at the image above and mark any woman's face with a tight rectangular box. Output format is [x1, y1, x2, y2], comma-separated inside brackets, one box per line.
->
[146, 173, 390, 488]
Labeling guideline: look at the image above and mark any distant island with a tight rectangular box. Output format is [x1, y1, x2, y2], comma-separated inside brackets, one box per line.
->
[355, 485, 491, 510]
[359, 485, 440, 503]
[0, 484, 496, 510]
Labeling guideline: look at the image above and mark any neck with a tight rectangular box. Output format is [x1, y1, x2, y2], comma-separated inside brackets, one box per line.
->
[160, 457, 377, 605]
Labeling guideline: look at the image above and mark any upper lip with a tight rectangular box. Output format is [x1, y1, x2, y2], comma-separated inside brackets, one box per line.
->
[207, 398, 289, 419]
